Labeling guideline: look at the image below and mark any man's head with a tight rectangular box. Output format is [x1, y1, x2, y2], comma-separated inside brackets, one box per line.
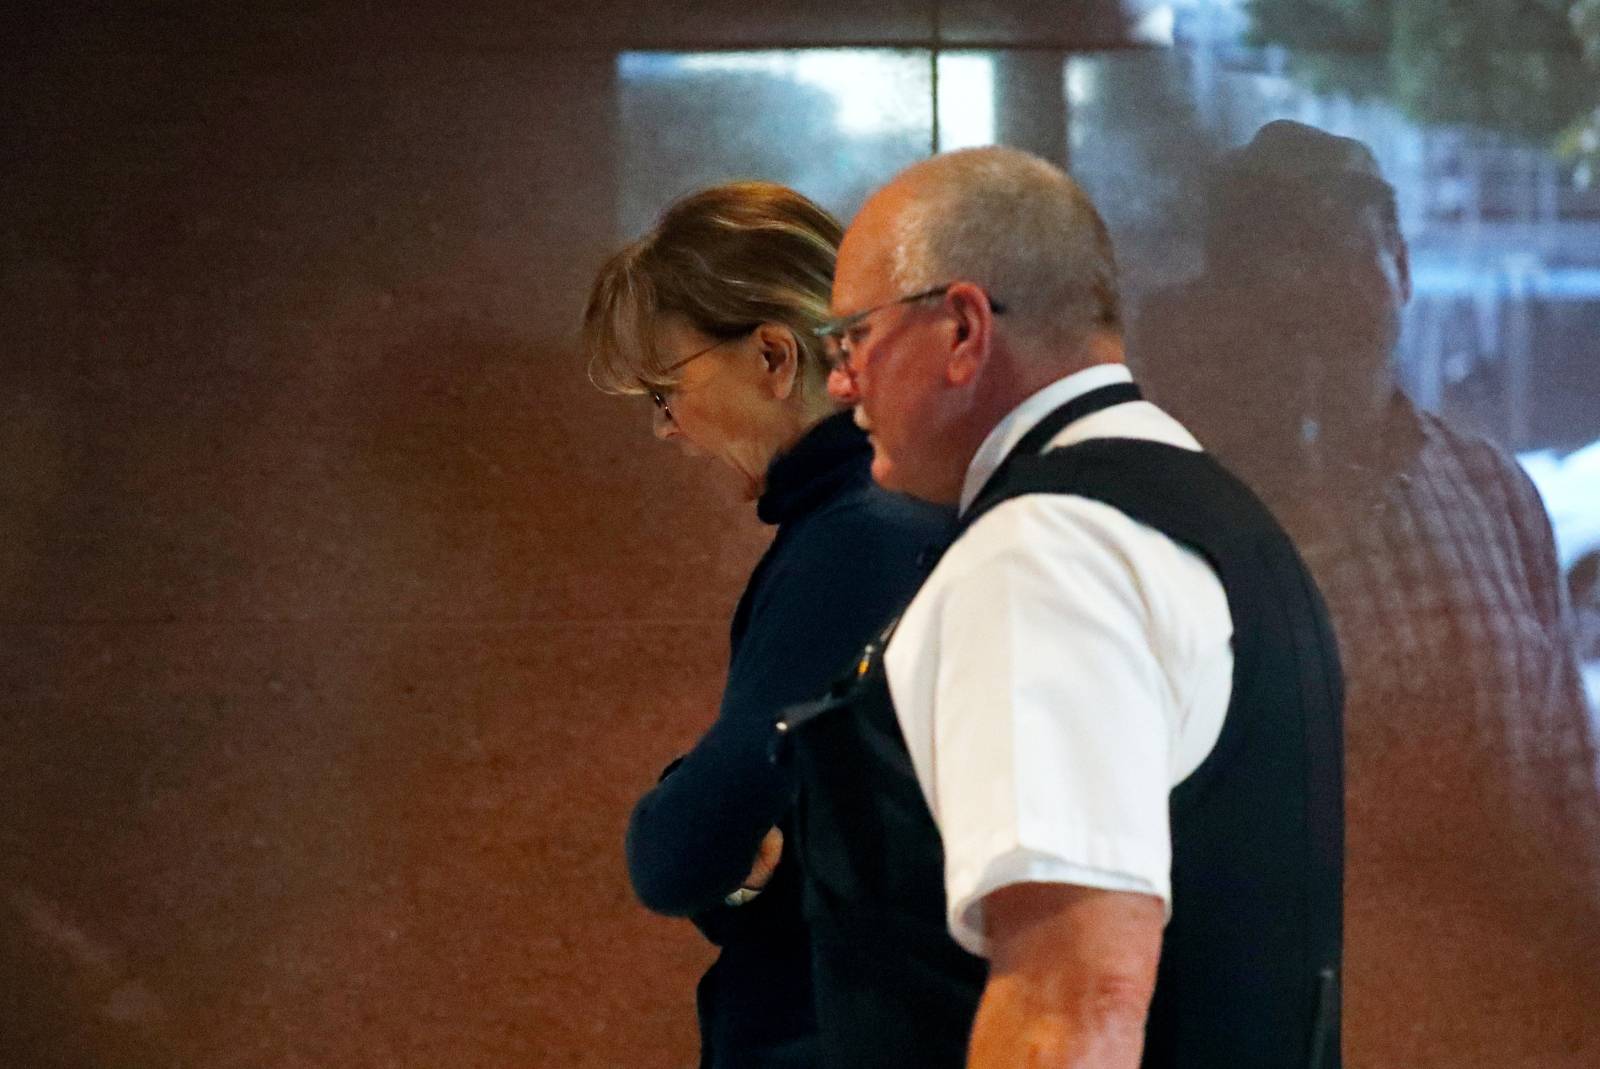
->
[1203, 120, 1411, 360]
[827, 146, 1124, 503]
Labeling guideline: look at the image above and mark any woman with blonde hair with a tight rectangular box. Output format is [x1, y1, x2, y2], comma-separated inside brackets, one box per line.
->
[584, 182, 950, 1068]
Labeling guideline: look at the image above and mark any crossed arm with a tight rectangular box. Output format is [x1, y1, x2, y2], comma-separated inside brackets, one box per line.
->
[968, 882, 1164, 1069]
[626, 501, 946, 915]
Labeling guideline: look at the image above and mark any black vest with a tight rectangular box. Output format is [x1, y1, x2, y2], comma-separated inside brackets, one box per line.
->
[778, 385, 1345, 1069]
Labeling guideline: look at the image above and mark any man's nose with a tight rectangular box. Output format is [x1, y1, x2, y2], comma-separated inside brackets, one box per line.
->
[827, 365, 860, 405]
[652, 405, 676, 440]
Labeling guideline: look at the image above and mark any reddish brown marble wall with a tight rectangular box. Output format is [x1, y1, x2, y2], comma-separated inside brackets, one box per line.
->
[0, 7, 784, 1066]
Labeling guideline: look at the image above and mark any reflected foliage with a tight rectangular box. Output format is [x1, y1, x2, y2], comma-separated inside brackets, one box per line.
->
[1247, 0, 1599, 157]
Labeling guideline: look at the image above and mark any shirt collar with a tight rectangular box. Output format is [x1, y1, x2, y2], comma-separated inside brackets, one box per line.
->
[958, 363, 1134, 514]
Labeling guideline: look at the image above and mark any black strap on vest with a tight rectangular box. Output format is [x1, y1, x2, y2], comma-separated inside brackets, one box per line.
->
[965, 381, 1141, 527]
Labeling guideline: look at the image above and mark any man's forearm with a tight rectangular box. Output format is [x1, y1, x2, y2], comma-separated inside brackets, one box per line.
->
[967, 883, 1162, 1069]
[967, 967, 1149, 1068]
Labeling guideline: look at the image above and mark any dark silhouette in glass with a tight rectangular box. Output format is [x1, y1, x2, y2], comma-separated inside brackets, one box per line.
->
[1133, 119, 1600, 1068]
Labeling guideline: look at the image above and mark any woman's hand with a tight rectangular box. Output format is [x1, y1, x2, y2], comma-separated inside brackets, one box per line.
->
[742, 827, 784, 890]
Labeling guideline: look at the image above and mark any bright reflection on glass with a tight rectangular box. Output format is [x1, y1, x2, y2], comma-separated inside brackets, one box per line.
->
[1126, 1, 1177, 45]
[622, 50, 930, 139]
[936, 53, 996, 151]
[615, 50, 933, 233]
[1065, 60, 1099, 109]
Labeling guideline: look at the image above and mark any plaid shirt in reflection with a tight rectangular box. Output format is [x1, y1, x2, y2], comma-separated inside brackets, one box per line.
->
[1277, 401, 1599, 882]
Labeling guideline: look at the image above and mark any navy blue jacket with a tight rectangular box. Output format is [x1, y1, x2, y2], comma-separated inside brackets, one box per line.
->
[625, 411, 952, 1068]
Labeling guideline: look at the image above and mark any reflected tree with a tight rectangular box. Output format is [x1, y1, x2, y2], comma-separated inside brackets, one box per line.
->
[1246, 0, 1600, 166]
[1567, 0, 1600, 182]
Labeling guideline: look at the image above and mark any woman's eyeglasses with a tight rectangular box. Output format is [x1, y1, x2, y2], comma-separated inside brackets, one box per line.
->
[648, 329, 754, 423]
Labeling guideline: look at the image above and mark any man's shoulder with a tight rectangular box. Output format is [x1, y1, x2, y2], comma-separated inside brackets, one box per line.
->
[1412, 408, 1540, 501]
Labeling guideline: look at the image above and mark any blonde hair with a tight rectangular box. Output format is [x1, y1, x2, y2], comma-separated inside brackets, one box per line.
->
[583, 182, 843, 394]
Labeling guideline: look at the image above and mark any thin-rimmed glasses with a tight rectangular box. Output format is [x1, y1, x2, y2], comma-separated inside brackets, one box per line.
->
[813, 284, 1006, 385]
[648, 328, 753, 423]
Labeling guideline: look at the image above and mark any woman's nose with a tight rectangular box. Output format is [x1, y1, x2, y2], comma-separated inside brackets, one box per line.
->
[652, 404, 677, 440]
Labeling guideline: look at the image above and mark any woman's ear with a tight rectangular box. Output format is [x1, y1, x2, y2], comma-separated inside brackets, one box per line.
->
[753, 322, 801, 400]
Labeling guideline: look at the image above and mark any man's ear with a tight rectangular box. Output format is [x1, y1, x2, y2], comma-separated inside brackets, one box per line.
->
[945, 282, 994, 387]
[753, 322, 800, 400]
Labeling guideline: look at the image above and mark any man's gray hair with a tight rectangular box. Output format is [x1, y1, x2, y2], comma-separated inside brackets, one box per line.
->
[889, 147, 1120, 355]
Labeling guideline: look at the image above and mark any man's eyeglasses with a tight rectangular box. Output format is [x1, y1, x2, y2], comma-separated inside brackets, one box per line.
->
[647, 329, 754, 423]
[813, 283, 1006, 376]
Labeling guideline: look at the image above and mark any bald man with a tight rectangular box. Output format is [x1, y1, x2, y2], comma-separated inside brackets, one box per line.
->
[775, 148, 1345, 1068]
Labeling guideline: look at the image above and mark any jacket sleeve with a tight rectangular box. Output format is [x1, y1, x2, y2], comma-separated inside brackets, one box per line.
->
[624, 499, 946, 916]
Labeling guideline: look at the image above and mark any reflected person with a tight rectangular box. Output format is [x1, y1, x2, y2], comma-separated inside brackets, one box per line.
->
[1133, 119, 1600, 1067]
[582, 182, 951, 1069]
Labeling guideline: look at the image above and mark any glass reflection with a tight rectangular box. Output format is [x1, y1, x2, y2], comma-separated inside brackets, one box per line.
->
[616, 50, 935, 234]
[1066, 41, 1600, 719]
[1130, 117, 1595, 769]
[1125, 112, 1600, 1066]
[935, 53, 996, 151]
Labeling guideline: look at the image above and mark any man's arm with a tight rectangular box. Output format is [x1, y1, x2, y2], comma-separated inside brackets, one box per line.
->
[968, 882, 1163, 1069]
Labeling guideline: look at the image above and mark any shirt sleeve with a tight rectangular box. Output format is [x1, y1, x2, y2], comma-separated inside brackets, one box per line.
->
[927, 497, 1187, 957]
[1504, 456, 1591, 714]
[625, 497, 946, 917]
[1499, 454, 1600, 885]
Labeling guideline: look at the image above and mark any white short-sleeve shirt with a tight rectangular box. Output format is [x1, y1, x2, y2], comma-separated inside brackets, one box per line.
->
[882, 363, 1235, 958]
